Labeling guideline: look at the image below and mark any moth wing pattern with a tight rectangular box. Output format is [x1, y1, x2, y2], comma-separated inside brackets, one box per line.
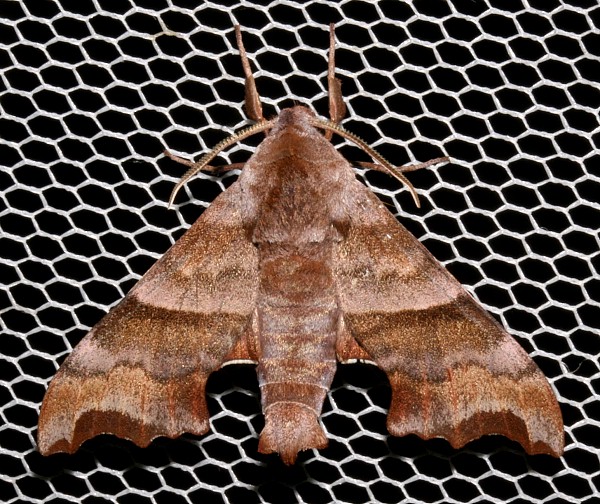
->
[37, 181, 259, 455]
[334, 177, 564, 457]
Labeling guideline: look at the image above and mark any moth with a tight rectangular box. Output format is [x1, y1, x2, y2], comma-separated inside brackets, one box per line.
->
[38, 25, 564, 464]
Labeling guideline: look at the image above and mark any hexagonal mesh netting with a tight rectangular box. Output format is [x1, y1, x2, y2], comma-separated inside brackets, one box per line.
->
[1, 0, 599, 503]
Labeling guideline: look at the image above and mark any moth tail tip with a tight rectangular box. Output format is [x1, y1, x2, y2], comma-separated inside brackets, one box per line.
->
[258, 403, 328, 465]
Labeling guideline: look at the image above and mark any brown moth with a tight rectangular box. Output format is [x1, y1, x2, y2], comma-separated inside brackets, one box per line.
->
[38, 25, 564, 464]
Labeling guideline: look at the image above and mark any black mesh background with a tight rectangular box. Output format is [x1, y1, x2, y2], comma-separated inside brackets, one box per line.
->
[1, 1, 599, 503]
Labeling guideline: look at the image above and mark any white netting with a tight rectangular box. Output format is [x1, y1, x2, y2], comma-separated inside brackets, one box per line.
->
[1, 1, 598, 503]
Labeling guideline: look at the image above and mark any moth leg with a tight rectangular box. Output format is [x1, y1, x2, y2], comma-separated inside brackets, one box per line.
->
[327, 23, 347, 139]
[206, 163, 246, 174]
[164, 150, 244, 174]
[164, 150, 202, 169]
[235, 25, 264, 123]
[356, 156, 450, 175]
